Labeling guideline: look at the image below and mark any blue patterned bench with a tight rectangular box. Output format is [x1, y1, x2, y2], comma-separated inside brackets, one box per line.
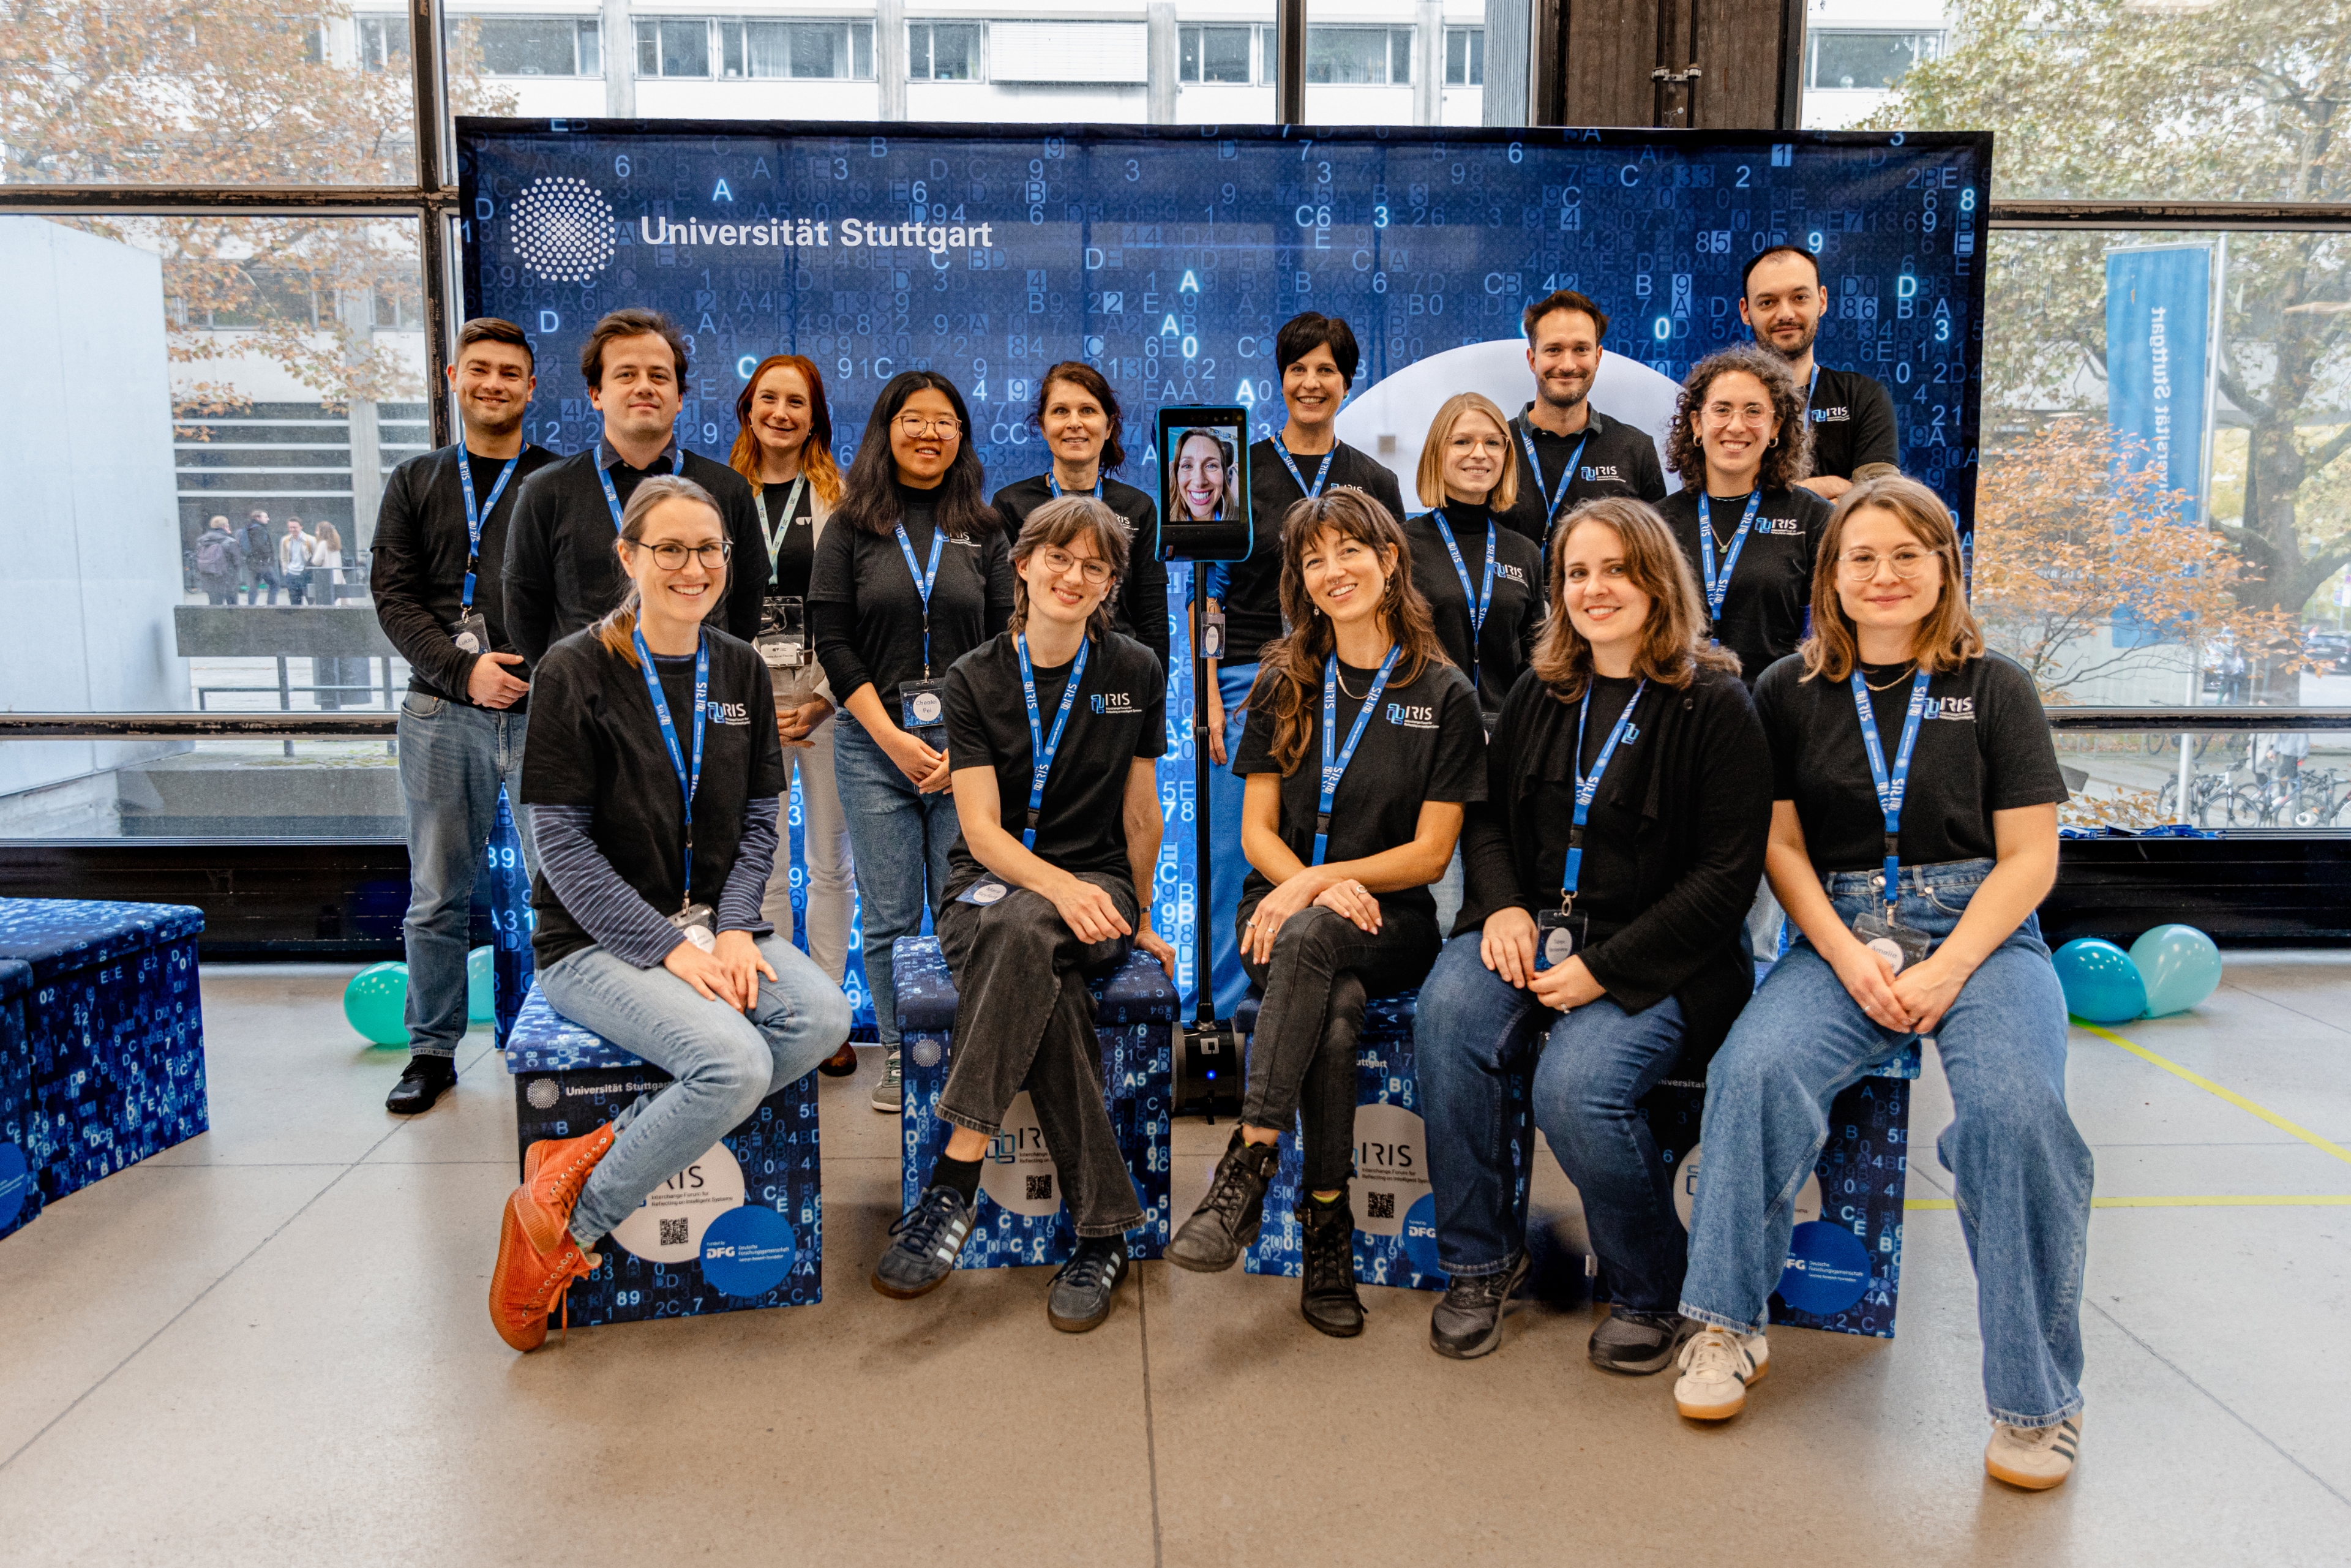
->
[1230, 983, 1921, 1338]
[1, 958, 35, 1237]
[502, 984, 821, 1324]
[0, 899, 207, 1211]
[892, 937, 1177, 1268]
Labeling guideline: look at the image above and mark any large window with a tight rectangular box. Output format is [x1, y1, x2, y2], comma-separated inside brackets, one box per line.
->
[1807, 30, 1940, 93]
[729, 20, 876, 80]
[1305, 26, 1412, 86]
[907, 21, 984, 82]
[479, 18, 602, 78]
[1182, 24, 1255, 84]
[636, 18, 713, 78]
[1445, 26, 1484, 87]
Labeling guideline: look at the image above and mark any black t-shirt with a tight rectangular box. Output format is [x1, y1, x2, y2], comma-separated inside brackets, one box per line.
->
[1657, 486, 1831, 688]
[991, 473, 1172, 674]
[755, 478, 819, 602]
[1525, 674, 1651, 932]
[1403, 503, 1544, 720]
[808, 484, 1016, 713]
[520, 627, 788, 969]
[1802, 365, 1900, 482]
[1755, 651, 2068, 874]
[942, 629, 1169, 899]
[1491, 405, 1670, 550]
[1224, 438, 1408, 661]
[1231, 655, 1487, 923]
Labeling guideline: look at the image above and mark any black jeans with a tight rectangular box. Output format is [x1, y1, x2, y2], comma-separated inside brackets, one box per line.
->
[936, 875, 1144, 1238]
[1237, 895, 1440, 1191]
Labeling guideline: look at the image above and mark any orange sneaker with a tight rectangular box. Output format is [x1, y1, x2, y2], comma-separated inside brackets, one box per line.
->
[516, 1122, 617, 1253]
[489, 1188, 600, 1352]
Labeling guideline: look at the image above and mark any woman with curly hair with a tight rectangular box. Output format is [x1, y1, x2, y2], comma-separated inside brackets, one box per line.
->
[1166, 489, 1486, 1338]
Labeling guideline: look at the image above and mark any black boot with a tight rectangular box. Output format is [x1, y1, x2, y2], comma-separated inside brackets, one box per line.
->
[1167, 1129, 1281, 1272]
[1297, 1184, 1364, 1338]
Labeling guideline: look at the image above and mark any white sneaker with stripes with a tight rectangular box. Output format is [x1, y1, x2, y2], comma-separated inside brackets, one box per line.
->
[1985, 1415, 2083, 1490]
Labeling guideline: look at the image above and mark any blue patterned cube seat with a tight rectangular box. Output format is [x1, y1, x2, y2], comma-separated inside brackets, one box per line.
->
[502, 984, 822, 1325]
[0, 899, 207, 1210]
[893, 937, 1177, 1269]
[1, 958, 37, 1237]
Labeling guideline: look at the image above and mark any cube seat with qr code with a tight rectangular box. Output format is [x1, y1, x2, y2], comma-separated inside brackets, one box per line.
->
[0, 898, 208, 1218]
[503, 984, 821, 1326]
[891, 937, 1177, 1269]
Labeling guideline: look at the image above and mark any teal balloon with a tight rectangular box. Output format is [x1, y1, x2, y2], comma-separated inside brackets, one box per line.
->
[467, 945, 495, 1022]
[343, 961, 411, 1047]
[2052, 939, 2147, 1024]
[2129, 925, 2222, 1018]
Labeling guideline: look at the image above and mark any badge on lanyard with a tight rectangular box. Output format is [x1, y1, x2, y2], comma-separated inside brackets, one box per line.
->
[632, 626, 712, 947]
[1535, 678, 1645, 973]
[453, 451, 520, 658]
[894, 520, 950, 737]
[1848, 667, 1935, 975]
[956, 878, 1011, 907]
[1199, 609, 1227, 661]
[1313, 647, 1403, 865]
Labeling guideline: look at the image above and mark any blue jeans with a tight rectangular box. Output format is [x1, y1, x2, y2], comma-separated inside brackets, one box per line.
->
[1205, 661, 1256, 1019]
[1418, 934, 1691, 1310]
[538, 934, 850, 1245]
[397, 694, 530, 1057]
[1679, 858, 2092, 1428]
[831, 711, 956, 1046]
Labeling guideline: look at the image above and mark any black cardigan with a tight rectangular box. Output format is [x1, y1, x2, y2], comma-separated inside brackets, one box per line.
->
[1457, 663, 1771, 1068]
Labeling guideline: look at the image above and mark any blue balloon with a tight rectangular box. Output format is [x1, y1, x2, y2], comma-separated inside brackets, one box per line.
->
[2052, 939, 2146, 1024]
[343, 961, 411, 1047]
[2129, 925, 2222, 1018]
[467, 945, 495, 1022]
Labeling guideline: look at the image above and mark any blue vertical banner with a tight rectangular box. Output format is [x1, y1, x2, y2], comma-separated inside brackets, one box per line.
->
[2105, 243, 2211, 519]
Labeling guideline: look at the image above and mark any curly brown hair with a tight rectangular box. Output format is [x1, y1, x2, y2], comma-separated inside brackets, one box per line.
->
[1531, 498, 1739, 699]
[1663, 343, 1812, 493]
[1250, 489, 1449, 775]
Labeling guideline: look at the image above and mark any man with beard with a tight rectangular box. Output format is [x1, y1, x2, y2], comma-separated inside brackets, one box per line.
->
[1739, 246, 1900, 500]
[1493, 290, 1667, 552]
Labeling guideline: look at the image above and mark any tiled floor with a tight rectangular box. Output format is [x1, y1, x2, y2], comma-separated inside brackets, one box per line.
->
[2, 957, 2347, 1566]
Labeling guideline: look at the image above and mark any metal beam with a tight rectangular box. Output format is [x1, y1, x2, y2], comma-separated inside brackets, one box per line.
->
[0, 714, 400, 740]
[1276, 0, 1307, 126]
[1988, 200, 2351, 231]
[0, 186, 451, 216]
[2042, 708, 2351, 732]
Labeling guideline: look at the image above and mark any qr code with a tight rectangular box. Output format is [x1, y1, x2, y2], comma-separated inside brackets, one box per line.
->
[1026, 1174, 1054, 1201]
[659, 1218, 689, 1247]
[1365, 1191, 1395, 1220]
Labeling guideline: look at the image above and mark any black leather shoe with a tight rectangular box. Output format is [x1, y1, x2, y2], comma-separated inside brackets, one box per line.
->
[1297, 1184, 1365, 1338]
[1167, 1129, 1281, 1272]
[1429, 1250, 1531, 1360]
[385, 1056, 457, 1115]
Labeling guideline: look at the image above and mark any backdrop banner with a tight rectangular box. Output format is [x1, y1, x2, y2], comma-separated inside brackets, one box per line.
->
[460, 119, 1990, 1012]
[2104, 242, 2212, 519]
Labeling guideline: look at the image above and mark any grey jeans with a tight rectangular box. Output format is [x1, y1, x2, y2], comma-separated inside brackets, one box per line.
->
[936, 875, 1145, 1238]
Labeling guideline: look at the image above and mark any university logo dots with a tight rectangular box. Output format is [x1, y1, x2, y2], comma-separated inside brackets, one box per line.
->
[509, 177, 615, 283]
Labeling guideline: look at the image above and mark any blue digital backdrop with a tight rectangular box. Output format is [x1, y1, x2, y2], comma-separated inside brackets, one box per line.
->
[459, 120, 1992, 1016]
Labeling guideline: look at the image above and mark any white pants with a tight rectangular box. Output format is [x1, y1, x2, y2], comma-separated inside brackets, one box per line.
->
[761, 716, 855, 986]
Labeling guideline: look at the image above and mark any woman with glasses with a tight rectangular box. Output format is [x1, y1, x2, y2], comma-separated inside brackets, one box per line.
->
[1415, 497, 1766, 1368]
[490, 475, 852, 1352]
[1169, 490, 1485, 1338]
[811, 371, 1015, 1112]
[992, 362, 1170, 673]
[872, 497, 1175, 1332]
[1404, 392, 1545, 726]
[1673, 477, 2088, 1493]
[730, 353, 858, 1078]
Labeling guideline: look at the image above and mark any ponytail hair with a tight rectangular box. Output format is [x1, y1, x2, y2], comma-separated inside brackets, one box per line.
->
[594, 475, 724, 667]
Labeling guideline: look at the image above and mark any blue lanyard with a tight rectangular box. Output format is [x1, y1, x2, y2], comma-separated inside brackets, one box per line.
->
[1850, 667, 1933, 909]
[597, 446, 677, 533]
[457, 451, 520, 611]
[1314, 647, 1403, 865]
[1698, 490, 1765, 626]
[1515, 417, 1592, 525]
[1046, 471, 1104, 500]
[1274, 441, 1335, 501]
[893, 523, 947, 676]
[1014, 633, 1090, 850]
[631, 628, 710, 908]
[1806, 362, 1822, 418]
[1430, 508, 1497, 694]
[1561, 679, 1646, 906]
[754, 476, 808, 578]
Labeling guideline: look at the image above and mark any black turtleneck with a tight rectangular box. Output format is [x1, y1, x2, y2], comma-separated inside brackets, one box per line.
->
[1405, 499, 1546, 720]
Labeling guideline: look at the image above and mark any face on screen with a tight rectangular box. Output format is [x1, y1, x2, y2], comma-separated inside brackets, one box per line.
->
[1171, 431, 1229, 520]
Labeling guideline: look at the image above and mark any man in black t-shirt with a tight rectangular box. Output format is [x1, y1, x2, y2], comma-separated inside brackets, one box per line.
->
[503, 309, 767, 667]
[370, 318, 560, 1115]
[1493, 290, 1669, 551]
[1740, 247, 1900, 501]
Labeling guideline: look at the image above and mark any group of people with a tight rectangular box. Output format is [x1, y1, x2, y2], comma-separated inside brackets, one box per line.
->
[371, 242, 2090, 1493]
[193, 509, 345, 606]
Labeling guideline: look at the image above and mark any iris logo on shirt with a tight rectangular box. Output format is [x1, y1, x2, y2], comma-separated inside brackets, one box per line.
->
[1924, 696, 1975, 721]
[706, 700, 752, 726]
[1090, 691, 1136, 715]
[1579, 465, 1622, 483]
[948, 531, 980, 549]
[1763, 518, 1807, 536]
[1809, 405, 1851, 422]
[1495, 563, 1530, 586]
[1386, 702, 1439, 729]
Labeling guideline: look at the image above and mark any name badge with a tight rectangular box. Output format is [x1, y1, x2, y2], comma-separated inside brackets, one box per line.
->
[670, 902, 717, 954]
[1199, 609, 1226, 661]
[755, 597, 812, 669]
[451, 610, 490, 657]
[1851, 907, 1930, 975]
[900, 677, 948, 736]
[956, 877, 1010, 907]
[1534, 909, 1589, 973]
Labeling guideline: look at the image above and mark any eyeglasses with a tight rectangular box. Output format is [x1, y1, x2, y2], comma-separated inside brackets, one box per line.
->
[1837, 547, 1937, 579]
[896, 415, 962, 437]
[1037, 546, 1112, 586]
[629, 539, 733, 570]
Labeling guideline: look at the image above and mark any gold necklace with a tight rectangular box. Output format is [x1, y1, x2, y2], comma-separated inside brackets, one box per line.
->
[1337, 671, 1367, 699]
[1863, 660, 1918, 692]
